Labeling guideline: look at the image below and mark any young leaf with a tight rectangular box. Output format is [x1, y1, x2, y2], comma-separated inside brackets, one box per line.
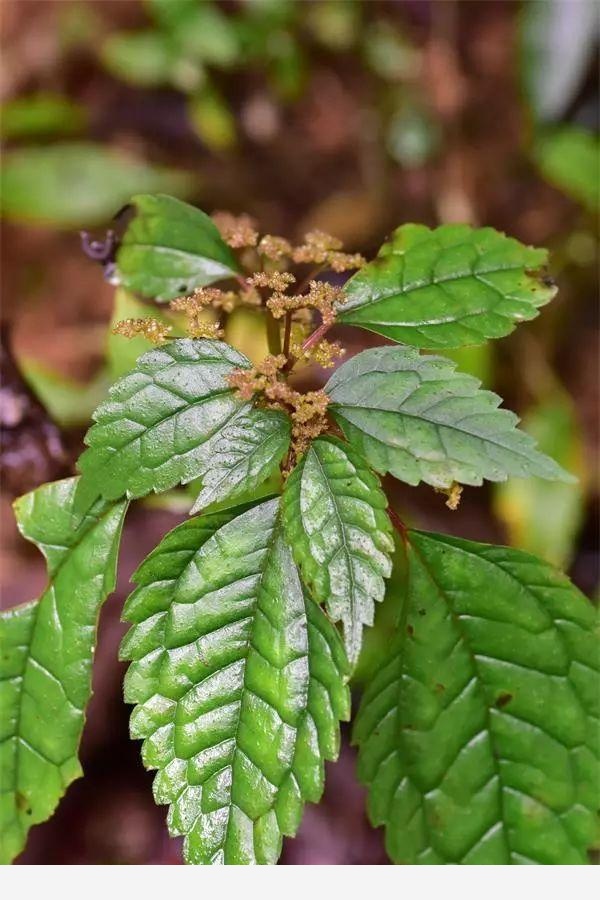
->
[282, 436, 394, 665]
[120, 499, 350, 864]
[354, 531, 600, 865]
[336, 224, 556, 348]
[326, 346, 573, 489]
[115, 194, 239, 301]
[189, 408, 290, 514]
[77, 338, 289, 509]
[0, 478, 127, 864]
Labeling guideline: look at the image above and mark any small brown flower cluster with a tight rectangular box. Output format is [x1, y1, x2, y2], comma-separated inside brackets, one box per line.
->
[212, 211, 258, 248]
[291, 230, 366, 272]
[290, 338, 345, 369]
[267, 280, 345, 326]
[247, 271, 296, 292]
[228, 356, 331, 461]
[227, 354, 287, 401]
[112, 318, 172, 345]
[436, 482, 463, 510]
[170, 292, 224, 339]
[258, 234, 292, 260]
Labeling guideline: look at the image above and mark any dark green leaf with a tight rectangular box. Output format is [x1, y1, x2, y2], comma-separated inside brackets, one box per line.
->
[101, 31, 177, 87]
[0, 145, 190, 228]
[326, 346, 573, 489]
[120, 499, 350, 864]
[282, 436, 393, 665]
[0, 478, 127, 863]
[336, 224, 556, 348]
[77, 338, 284, 509]
[354, 531, 600, 864]
[115, 193, 239, 301]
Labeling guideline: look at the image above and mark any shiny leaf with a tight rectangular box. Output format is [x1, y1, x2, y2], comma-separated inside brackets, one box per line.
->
[0, 478, 127, 863]
[120, 499, 350, 864]
[115, 194, 239, 301]
[79, 338, 285, 502]
[354, 530, 600, 864]
[336, 224, 556, 348]
[326, 346, 573, 489]
[189, 408, 290, 514]
[282, 436, 393, 665]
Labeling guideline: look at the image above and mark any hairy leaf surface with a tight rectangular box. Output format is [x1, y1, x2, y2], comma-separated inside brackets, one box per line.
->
[77, 339, 288, 508]
[120, 499, 350, 864]
[354, 531, 600, 864]
[336, 224, 556, 347]
[326, 346, 572, 488]
[0, 478, 127, 863]
[116, 194, 239, 301]
[282, 436, 393, 665]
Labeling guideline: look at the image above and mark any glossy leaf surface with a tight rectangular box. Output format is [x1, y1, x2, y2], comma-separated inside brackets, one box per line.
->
[326, 346, 572, 489]
[77, 339, 287, 508]
[116, 194, 239, 301]
[0, 478, 127, 863]
[120, 499, 350, 864]
[189, 408, 290, 514]
[336, 224, 556, 348]
[282, 436, 393, 665]
[354, 530, 600, 864]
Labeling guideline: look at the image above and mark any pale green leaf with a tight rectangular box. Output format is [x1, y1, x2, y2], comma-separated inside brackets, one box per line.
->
[120, 499, 350, 864]
[0, 145, 190, 228]
[534, 127, 600, 211]
[77, 338, 287, 510]
[354, 530, 600, 864]
[326, 346, 573, 489]
[115, 194, 239, 301]
[189, 408, 290, 514]
[336, 224, 556, 348]
[494, 396, 586, 567]
[282, 436, 393, 665]
[0, 478, 127, 863]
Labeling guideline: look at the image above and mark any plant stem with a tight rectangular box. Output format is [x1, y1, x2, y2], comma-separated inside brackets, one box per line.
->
[282, 311, 293, 359]
[266, 313, 282, 356]
[387, 506, 408, 543]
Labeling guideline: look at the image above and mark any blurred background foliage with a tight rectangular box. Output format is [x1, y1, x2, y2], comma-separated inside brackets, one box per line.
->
[0, 0, 598, 865]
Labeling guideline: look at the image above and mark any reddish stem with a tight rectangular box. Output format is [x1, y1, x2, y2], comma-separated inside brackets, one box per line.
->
[387, 506, 409, 543]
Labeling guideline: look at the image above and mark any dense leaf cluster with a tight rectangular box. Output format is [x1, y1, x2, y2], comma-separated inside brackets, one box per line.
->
[1, 194, 597, 866]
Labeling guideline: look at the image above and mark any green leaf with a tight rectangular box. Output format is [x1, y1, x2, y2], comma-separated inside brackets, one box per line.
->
[120, 498, 350, 864]
[282, 436, 394, 665]
[189, 408, 290, 514]
[354, 530, 600, 864]
[115, 193, 239, 301]
[533, 127, 600, 211]
[326, 346, 573, 489]
[0, 145, 190, 228]
[0, 93, 86, 139]
[77, 338, 277, 508]
[20, 360, 110, 429]
[494, 396, 586, 568]
[101, 30, 177, 87]
[0, 478, 127, 864]
[336, 224, 557, 348]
